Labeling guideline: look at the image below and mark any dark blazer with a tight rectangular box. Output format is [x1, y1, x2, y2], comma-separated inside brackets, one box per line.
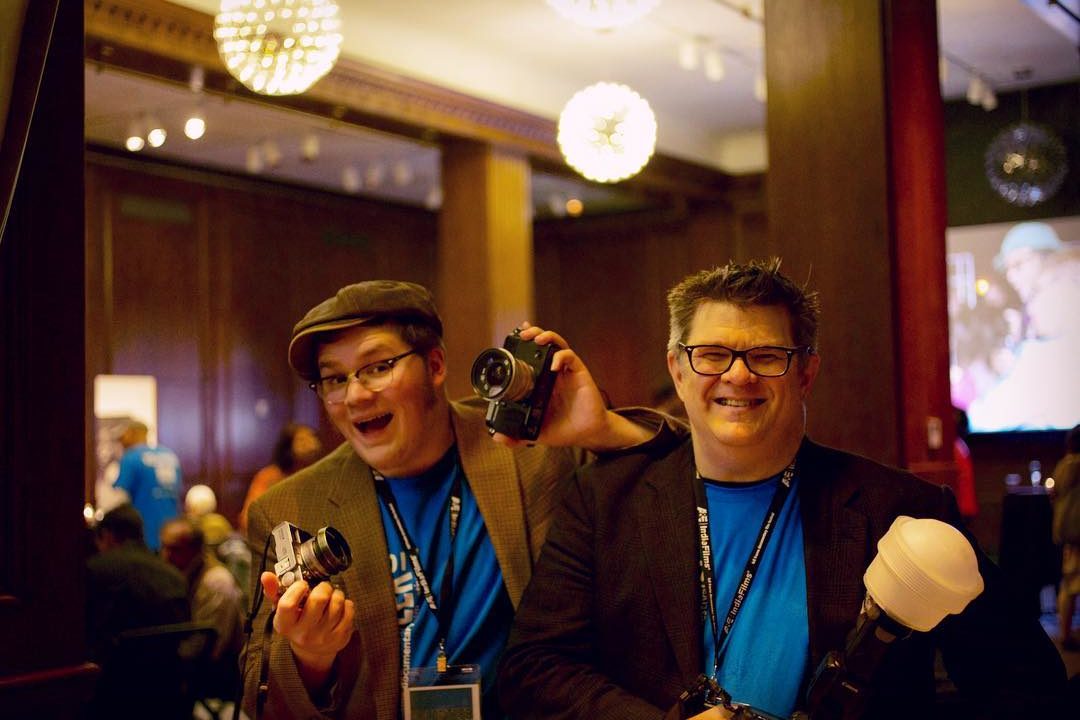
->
[498, 436, 1066, 720]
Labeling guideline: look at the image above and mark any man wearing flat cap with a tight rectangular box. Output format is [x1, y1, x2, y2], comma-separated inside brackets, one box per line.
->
[241, 280, 676, 719]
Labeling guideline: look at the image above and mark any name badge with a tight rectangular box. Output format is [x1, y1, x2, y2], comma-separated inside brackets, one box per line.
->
[404, 664, 481, 720]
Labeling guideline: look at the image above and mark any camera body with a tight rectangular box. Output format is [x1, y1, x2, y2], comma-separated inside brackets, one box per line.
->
[470, 329, 558, 441]
[272, 521, 352, 589]
[679, 675, 793, 720]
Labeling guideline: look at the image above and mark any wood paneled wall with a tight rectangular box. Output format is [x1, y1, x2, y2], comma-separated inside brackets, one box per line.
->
[85, 153, 439, 518]
[85, 154, 766, 520]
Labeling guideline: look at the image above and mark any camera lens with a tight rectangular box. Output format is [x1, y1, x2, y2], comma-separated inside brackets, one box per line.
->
[471, 347, 537, 402]
[299, 526, 352, 583]
[471, 348, 515, 399]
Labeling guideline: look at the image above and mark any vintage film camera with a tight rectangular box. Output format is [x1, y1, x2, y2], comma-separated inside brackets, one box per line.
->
[272, 521, 352, 589]
[470, 328, 558, 441]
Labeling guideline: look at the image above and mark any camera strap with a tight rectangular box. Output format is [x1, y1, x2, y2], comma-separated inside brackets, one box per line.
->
[695, 461, 795, 679]
[373, 468, 462, 680]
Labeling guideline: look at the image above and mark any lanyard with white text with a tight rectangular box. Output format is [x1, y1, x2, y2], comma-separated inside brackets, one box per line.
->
[373, 468, 462, 678]
[695, 461, 795, 678]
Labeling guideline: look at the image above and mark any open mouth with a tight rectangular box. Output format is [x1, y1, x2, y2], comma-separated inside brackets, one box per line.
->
[355, 413, 393, 433]
[715, 398, 765, 409]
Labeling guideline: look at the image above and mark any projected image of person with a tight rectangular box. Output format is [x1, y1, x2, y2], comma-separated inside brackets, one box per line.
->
[968, 222, 1080, 432]
[948, 278, 1023, 411]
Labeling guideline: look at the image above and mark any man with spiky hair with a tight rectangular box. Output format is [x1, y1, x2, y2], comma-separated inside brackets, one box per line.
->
[499, 258, 1066, 720]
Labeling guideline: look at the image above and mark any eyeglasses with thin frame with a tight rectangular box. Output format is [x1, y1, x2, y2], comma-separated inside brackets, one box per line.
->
[678, 343, 811, 378]
[310, 349, 418, 404]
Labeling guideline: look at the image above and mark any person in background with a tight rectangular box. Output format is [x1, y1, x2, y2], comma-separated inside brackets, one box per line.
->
[242, 280, 672, 719]
[185, 483, 252, 610]
[238, 422, 323, 534]
[112, 419, 182, 552]
[159, 517, 246, 686]
[1051, 424, 1080, 651]
[85, 504, 190, 719]
[497, 258, 1066, 719]
[951, 407, 979, 522]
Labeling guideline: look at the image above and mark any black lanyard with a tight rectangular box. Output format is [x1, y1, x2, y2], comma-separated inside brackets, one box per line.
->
[373, 468, 462, 656]
[695, 461, 795, 678]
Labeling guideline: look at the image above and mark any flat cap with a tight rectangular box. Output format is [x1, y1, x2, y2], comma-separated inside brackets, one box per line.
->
[288, 280, 443, 381]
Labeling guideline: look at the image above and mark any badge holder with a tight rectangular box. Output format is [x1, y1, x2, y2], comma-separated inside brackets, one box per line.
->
[404, 664, 481, 720]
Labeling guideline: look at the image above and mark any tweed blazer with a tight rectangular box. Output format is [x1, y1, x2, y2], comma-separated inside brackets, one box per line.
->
[498, 436, 1066, 720]
[241, 400, 668, 719]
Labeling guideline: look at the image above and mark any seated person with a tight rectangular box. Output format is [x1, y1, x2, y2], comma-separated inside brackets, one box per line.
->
[160, 516, 246, 697]
[85, 504, 191, 718]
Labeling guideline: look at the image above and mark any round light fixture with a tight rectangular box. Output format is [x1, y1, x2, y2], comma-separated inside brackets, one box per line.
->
[984, 122, 1067, 207]
[214, 0, 343, 96]
[184, 112, 206, 140]
[557, 82, 657, 183]
[546, 0, 662, 30]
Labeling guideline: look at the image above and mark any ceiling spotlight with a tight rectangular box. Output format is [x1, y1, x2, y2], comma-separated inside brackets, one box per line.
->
[246, 145, 264, 174]
[189, 65, 205, 94]
[557, 81, 657, 183]
[365, 161, 386, 188]
[184, 111, 206, 140]
[754, 73, 767, 103]
[424, 186, 443, 210]
[703, 49, 725, 82]
[145, 116, 166, 148]
[392, 160, 414, 187]
[125, 126, 145, 152]
[214, 0, 343, 96]
[261, 140, 283, 169]
[547, 193, 568, 217]
[966, 76, 986, 106]
[341, 165, 361, 193]
[565, 197, 584, 217]
[301, 133, 320, 162]
[546, 0, 662, 30]
[980, 88, 998, 112]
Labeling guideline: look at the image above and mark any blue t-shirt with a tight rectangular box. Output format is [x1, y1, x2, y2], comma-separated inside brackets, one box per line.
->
[113, 443, 182, 551]
[379, 448, 513, 719]
[701, 472, 809, 718]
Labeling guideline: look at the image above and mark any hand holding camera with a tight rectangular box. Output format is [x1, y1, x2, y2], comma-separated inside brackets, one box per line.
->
[472, 323, 641, 449]
[259, 522, 357, 680]
[471, 327, 560, 441]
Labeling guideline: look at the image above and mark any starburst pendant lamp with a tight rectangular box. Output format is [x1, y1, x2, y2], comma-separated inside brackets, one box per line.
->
[557, 82, 657, 183]
[214, 0, 343, 96]
[984, 122, 1067, 207]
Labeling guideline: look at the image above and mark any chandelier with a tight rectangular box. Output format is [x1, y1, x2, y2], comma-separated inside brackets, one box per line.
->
[546, 0, 662, 30]
[984, 122, 1068, 207]
[214, 0, 343, 96]
[557, 82, 657, 183]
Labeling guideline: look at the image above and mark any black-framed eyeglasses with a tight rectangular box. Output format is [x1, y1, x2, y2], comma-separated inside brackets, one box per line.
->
[310, 349, 418, 404]
[678, 343, 811, 378]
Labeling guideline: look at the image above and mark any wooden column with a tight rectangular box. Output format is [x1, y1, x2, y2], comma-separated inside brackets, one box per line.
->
[0, 0, 99, 713]
[437, 140, 533, 399]
[763, 0, 953, 476]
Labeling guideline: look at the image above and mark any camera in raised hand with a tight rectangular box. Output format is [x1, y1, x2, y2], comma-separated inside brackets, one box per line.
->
[470, 329, 558, 441]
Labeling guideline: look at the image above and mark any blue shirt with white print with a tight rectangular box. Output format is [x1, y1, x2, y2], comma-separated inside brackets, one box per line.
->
[701, 471, 810, 718]
[379, 447, 513, 719]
